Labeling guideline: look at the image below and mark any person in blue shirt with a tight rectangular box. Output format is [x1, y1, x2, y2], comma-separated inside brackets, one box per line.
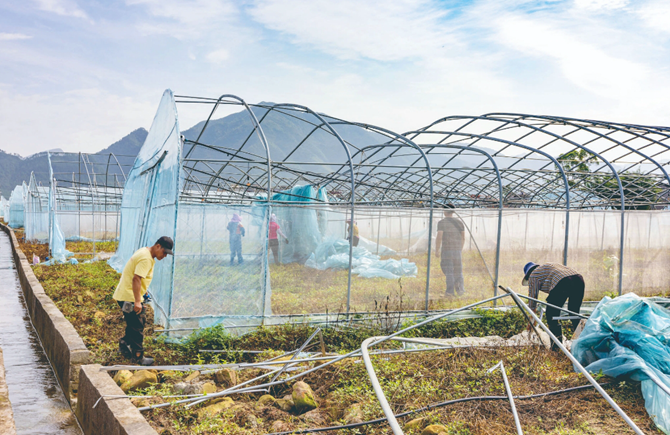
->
[227, 213, 246, 265]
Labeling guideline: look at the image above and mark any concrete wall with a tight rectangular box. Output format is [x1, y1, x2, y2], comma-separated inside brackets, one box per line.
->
[0, 347, 17, 435]
[76, 364, 157, 435]
[0, 223, 91, 402]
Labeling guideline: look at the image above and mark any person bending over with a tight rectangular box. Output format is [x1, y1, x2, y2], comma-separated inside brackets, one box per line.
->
[522, 261, 585, 351]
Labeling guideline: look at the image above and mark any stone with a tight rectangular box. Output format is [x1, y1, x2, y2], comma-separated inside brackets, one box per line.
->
[257, 394, 276, 406]
[302, 409, 327, 425]
[120, 370, 157, 392]
[184, 371, 200, 382]
[112, 370, 133, 386]
[404, 417, 427, 431]
[422, 425, 448, 435]
[202, 382, 217, 395]
[197, 397, 235, 418]
[214, 368, 237, 388]
[93, 311, 105, 319]
[292, 381, 317, 413]
[173, 382, 203, 395]
[84, 290, 94, 298]
[274, 398, 294, 413]
[246, 413, 260, 429]
[271, 420, 289, 432]
[343, 403, 364, 425]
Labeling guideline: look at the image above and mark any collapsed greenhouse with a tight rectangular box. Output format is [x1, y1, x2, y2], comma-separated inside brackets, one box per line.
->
[107, 89, 670, 332]
[21, 151, 131, 261]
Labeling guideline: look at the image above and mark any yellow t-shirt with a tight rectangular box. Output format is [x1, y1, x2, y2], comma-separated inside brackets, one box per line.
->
[112, 247, 155, 302]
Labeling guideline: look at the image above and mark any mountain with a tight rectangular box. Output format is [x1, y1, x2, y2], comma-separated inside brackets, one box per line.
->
[0, 128, 147, 198]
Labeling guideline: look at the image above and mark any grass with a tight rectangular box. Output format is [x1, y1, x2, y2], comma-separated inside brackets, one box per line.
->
[140, 346, 662, 435]
[7, 230, 666, 434]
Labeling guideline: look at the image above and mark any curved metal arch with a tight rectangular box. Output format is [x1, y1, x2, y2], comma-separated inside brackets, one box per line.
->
[489, 113, 670, 206]
[267, 102, 357, 315]
[407, 125, 575, 264]
[180, 94, 273, 201]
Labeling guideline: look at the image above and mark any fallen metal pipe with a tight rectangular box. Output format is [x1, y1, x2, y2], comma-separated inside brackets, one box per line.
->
[501, 286, 645, 435]
[138, 293, 512, 411]
[361, 336, 403, 435]
[487, 361, 523, 435]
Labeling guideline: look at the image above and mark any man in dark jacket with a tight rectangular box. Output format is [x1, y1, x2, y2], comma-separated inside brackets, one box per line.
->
[522, 262, 585, 350]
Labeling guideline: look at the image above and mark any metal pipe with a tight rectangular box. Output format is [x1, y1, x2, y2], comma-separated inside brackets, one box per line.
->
[501, 286, 645, 435]
[361, 336, 404, 434]
[270, 328, 321, 383]
[136, 294, 512, 411]
[487, 361, 523, 435]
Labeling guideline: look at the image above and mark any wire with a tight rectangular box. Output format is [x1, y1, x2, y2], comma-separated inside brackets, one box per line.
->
[267, 382, 611, 435]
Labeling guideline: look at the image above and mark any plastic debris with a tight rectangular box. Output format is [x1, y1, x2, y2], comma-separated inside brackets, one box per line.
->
[572, 293, 670, 434]
[305, 237, 417, 279]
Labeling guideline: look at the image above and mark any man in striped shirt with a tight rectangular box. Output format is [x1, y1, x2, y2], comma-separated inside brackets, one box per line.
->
[522, 262, 585, 350]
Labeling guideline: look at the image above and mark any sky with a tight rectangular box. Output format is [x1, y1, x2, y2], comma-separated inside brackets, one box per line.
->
[1, 0, 669, 157]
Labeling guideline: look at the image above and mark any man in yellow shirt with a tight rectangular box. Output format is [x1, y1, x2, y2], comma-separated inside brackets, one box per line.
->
[114, 236, 173, 365]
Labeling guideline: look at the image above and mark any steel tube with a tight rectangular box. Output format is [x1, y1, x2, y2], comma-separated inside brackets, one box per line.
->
[488, 361, 523, 435]
[361, 336, 404, 435]
[501, 287, 645, 435]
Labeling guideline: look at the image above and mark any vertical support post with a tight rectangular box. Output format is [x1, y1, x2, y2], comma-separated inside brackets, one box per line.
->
[619, 208, 626, 296]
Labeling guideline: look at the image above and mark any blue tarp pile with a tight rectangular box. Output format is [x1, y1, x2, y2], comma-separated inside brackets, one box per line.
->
[305, 237, 417, 279]
[572, 293, 670, 434]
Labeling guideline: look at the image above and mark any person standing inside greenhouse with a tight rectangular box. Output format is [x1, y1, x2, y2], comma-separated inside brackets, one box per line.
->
[114, 236, 173, 366]
[522, 262, 584, 351]
[227, 213, 246, 265]
[435, 205, 465, 296]
[268, 213, 288, 264]
[346, 218, 360, 247]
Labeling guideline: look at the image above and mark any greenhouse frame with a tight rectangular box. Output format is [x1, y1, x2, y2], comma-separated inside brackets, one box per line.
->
[22, 152, 131, 261]
[110, 90, 670, 332]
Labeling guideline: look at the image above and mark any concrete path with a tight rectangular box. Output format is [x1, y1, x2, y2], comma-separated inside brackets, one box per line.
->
[0, 231, 81, 434]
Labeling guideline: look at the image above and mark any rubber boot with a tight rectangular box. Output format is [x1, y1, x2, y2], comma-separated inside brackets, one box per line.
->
[132, 351, 154, 366]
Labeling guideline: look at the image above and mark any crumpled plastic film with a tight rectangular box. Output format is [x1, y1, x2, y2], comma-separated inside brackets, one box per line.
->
[572, 293, 670, 434]
[305, 237, 417, 279]
[47, 153, 73, 263]
[8, 184, 26, 228]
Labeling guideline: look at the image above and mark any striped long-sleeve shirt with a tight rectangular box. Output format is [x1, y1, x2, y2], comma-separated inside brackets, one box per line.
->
[528, 263, 580, 310]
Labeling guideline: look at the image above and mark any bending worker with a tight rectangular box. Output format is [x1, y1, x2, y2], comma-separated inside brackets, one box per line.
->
[113, 236, 174, 366]
[522, 262, 584, 350]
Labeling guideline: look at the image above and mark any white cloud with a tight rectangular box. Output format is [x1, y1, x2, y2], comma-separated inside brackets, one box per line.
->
[0, 33, 32, 41]
[33, 0, 89, 19]
[127, 0, 238, 38]
[637, 1, 670, 34]
[0, 87, 155, 156]
[496, 15, 649, 98]
[248, 0, 453, 61]
[206, 48, 230, 64]
[574, 0, 629, 10]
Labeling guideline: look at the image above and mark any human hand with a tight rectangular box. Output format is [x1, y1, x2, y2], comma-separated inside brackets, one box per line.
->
[284, 238, 289, 244]
[134, 302, 142, 314]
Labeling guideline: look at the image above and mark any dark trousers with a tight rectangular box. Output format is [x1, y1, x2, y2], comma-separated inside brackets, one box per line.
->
[117, 301, 146, 354]
[440, 249, 464, 296]
[269, 238, 280, 264]
[230, 239, 243, 264]
[546, 275, 585, 345]
[352, 236, 359, 247]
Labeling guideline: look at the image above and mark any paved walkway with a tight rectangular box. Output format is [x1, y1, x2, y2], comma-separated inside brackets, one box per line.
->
[0, 231, 81, 434]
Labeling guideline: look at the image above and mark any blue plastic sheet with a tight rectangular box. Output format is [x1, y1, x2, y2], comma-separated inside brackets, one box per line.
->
[572, 293, 670, 434]
[305, 237, 417, 279]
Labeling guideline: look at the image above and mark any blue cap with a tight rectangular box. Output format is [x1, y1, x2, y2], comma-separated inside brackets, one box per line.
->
[523, 262, 537, 275]
[522, 262, 538, 286]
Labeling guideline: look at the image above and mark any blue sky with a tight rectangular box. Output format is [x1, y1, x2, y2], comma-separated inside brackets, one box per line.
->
[1, 0, 669, 156]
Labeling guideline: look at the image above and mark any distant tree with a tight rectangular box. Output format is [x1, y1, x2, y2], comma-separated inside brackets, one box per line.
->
[557, 149, 665, 210]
